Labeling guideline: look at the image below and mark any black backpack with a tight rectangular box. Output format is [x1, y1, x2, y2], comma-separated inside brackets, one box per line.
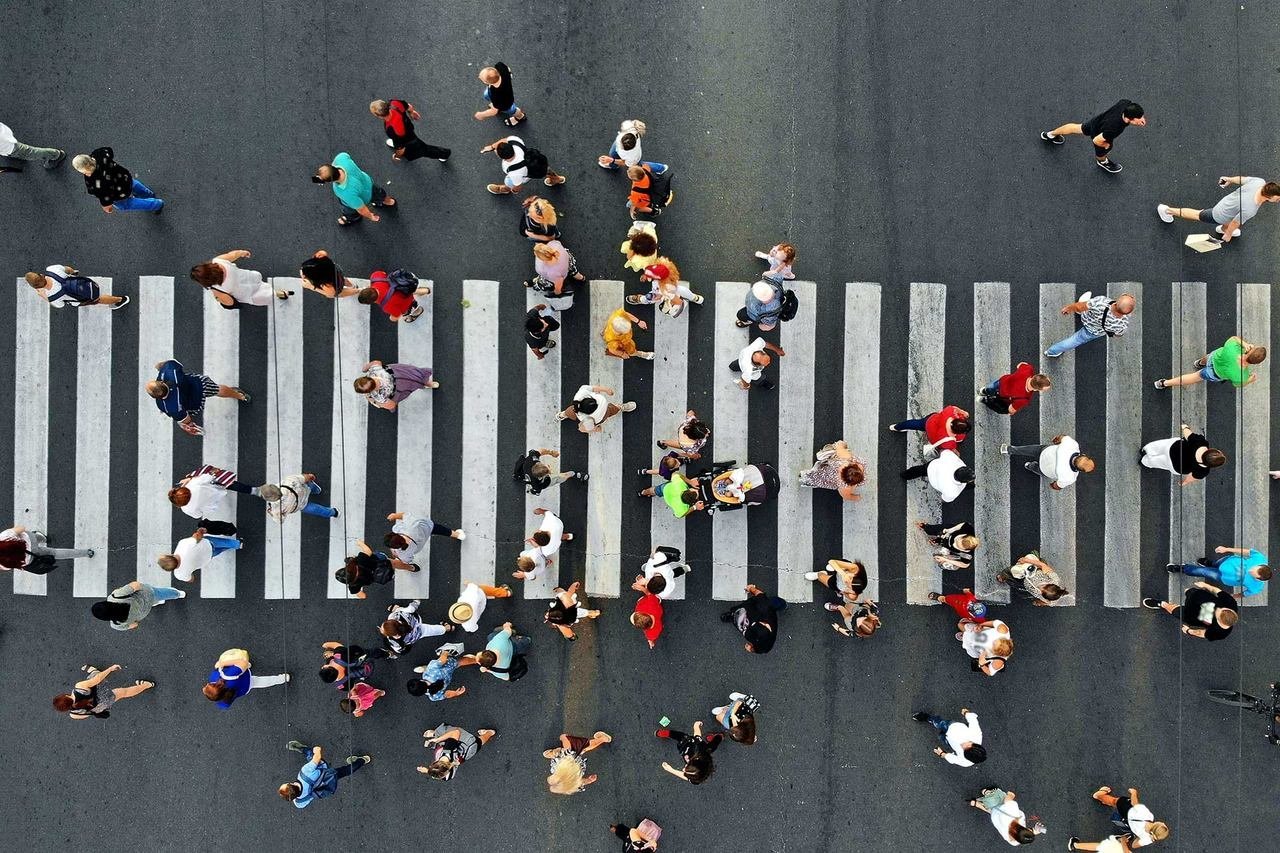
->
[506, 141, 549, 180]
[646, 167, 674, 208]
[387, 268, 419, 296]
[779, 288, 799, 322]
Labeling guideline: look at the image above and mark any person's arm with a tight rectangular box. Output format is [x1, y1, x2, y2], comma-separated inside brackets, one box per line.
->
[474, 105, 498, 120]
[660, 762, 690, 782]
[214, 250, 251, 263]
[1221, 217, 1241, 241]
[763, 342, 786, 357]
[1218, 176, 1244, 187]
[1214, 545, 1249, 556]
[479, 137, 509, 154]
[76, 664, 122, 690]
[1192, 580, 1222, 594]
[623, 310, 648, 330]
[311, 746, 323, 763]
[355, 539, 373, 556]
[405, 103, 422, 121]
[1127, 787, 1140, 805]
[591, 385, 615, 396]
[1181, 625, 1207, 637]
[964, 711, 982, 742]
[386, 511, 404, 521]
[1059, 300, 1087, 315]
[1243, 371, 1259, 386]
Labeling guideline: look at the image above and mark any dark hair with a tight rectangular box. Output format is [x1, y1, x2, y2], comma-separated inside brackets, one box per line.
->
[954, 466, 975, 484]
[660, 455, 680, 471]
[839, 464, 865, 486]
[190, 262, 225, 287]
[1256, 565, 1273, 581]
[1263, 182, 1280, 199]
[385, 533, 409, 550]
[1040, 584, 1065, 602]
[628, 232, 658, 256]
[357, 287, 378, 305]
[962, 744, 987, 764]
[952, 418, 971, 435]
[619, 132, 638, 150]
[495, 142, 515, 159]
[681, 489, 699, 507]
[300, 255, 338, 292]
[52, 694, 76, 713]
[313, 165, 337, 183]
[381, 618, 406, 638]
[1011, 825, 1036, 845]
[575, 396, 599, 415]
[1122, 102, 1145, 119]
[475, 650, 497, 668]
[526, 315, 547, 334]
[406, 679, 428, 696]
[646, 574, 668, 595]
[729, 714, 757, 745]
[684, 754, 714, 785]
[203, 681, 234, 703]
[532, 531, 551, 547]
[684, 419, 709, 441]
[90, 600, 130, 623]
[338, 698, 356, 714]
[318, 665, 340, 684]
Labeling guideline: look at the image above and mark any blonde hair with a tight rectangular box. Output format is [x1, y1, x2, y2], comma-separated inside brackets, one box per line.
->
[526, 197, 557, 226]
[546, 754, 584, 794]
[24, 272, 45, 289]
[157, 554, 179, 571]
[958, 535, 981, 552]
[369, 99, 390, 117]
[532, 243, 560, 262]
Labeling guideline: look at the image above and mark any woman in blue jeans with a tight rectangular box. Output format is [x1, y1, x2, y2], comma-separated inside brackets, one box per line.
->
[73, 147, 164, 213]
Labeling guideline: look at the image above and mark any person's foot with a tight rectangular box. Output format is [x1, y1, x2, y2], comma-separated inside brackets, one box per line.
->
[689, 293, 705, 304]
[86, 549, 96, 558]
[412, 665, 427, 674]
[110, 295, 131, 311]
[346, 754, 372, 765]
[1141, 597, 1163, 610]
[593, 731, 612, 743]
[1043, 349, 1060, 358]
[285, 740, 308, 753]
[912, 711, 930, 722]
[0, 166, 22, 174]
[1153, 379, 1167, 389]
[1193, 356, 1208, 369]
[233, 388, 251, 403]
[545, 175, 566, 186]
[1157, 203, 1174, 223]
[555, 411, 569, 421]
[275, 289, 293, 300]
[135, 679, 155, 689]
[887, 423, 901, 432]
[1096, 159, 1122, 174]
[45, 150, 66, 169]
[1040, 131, 1064, 145]
[625, 294, 644, 305]
[175, 590, 187, 599]
[486, 184, 509, 195]
[1166, 563, 1182, 574]
[804, 571, 819, 580]
[998, 443, 1008, 454]
[654, 729, 671, 739]
[543, 748, 559, 759]
[409, 563, 421, 572]
[638, 352, 655, 360]
[995, 572, 1011, 584]
[620, 401, 637, 412]
[1067, 837, 1080, 851]
[823, 602, 840, 612]
[575, 471, 588, 481]
[283, 673, 291, 683]
[926, 591, 940, 601]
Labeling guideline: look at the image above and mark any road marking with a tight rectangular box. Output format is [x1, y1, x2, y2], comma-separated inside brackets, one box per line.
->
[1038, 282, 1078, 604]
[263, 280, 304, 599]
[524, 289, 564, 599]
[1167, 282, 1207, 603]
[73, 277, 112, 598]
[904, 282, 946, 604]
[712, 282, 749, 600]
[394, 282, 436, 599]
[585, 280, 626, 597]
[777, 280, 817, 602]
[327, 292, 371, 597]
[844, 283, 881, 600]
[459, 280, 499, 587]
[1103, 281, 1143, 608]
[199, 293, 240, 598]
[12, 279, 50, 595]
[649, 294, 689, 599]
[135, 277, 175, 590]
[1235, 282, 1270, 606]
[972, 282, 1011, 604]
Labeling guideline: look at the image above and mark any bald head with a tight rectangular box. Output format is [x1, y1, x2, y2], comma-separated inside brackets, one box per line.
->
[1112, 294, 1136, 315]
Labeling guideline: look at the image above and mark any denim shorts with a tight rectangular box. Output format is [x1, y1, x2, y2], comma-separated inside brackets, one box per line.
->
[1199, 361, 1223, 382]
[485, 93, 518, 118]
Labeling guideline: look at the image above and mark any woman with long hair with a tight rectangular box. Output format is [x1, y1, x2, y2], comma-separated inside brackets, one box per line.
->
[189, 249, 291, 308]
[299, 250, 360, 298]
[52, 664, 153, 720]
[544, 731, 612, 794]
[520, 195, 559, 242]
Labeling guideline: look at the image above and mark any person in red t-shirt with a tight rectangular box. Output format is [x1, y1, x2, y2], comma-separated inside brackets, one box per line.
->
[369, 99, 451, 163]
[357, 270, 431, 323]
[888, 405, 971, 453]
[630, 593, 664, 649]
[979, 362, 1051, 415]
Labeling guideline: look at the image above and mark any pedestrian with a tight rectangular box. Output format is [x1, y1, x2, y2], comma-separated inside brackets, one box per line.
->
[53, 664, 153, 720]
[1067, 836, 1134, 852]
[514, 447, 587, 495]
[968, 788, 1040, 845]
[979, 362, 1051, 415]
[544, 581, 601, 641]
[447, 581, 514, 632]
[312, 153, 396, 226]
[900, 449, 975, 503]
[369, 98, 450, 162]
[721, 583, 785, 654]
[24, 264, 130, 310]
[357, 268, 430, 323]
[471, 621, 532, 682]
[655, 410, 711, 461]
[1153, 336, 1266, 390]
[0, 525, 94, 575]
[804, 558, 868, 603]
[798, 440, 867, 501]
[730, 337, 787, 390]
[558, 384, 637, 433]
[474, 62, 525, 125]
[997, 552, 1068, 605]
[72, 147, 163, 213]
[957, 619, 1013, 676]
[608, 820, 662, 852]
[829, 598, 881, 638]
[603, 307, 654, 360]
[520, 195, 560, 242]
[202, 648, 290, 709]
[259, 473, 340, 521]
[544, 731, 612, 795]
[625, 260, 703, 317]
[299, 250, 360, 299]
[148, 359, 249, 436]
[1089, 786, 1169, 848]
[420, 724, 496, 780]
[514, 507, 573, 581]
[735, 279, 785, 332]
[339, 682, 385, 718]
[912, 706, 986, 766]
[353, 359, 439, 411]
[711, 692, 760, 744]
[336, 540, 408, 599]
[631, 589, 664, 649]
[1167, 545, 1270, 599]
[189, 249, 290, 309]
[279, 743, 371, 808]
[318, 641, 375, 692]
[888, 405, 972, 454]
[90, 580, 185, 631]
[655, 721, 722, 785]
[1157, 176, 1280, 243]
[408, 642, 475, 701]
[1044, 291, 1135, 358]
[598, 119, 668, 173]
[928, 588, 989, 623]
[383, 511, 464, 571]
[378, 599, 453, 659]
[526, 303, 561, 359]
[482, 134, 565, 195]
[637, 451, 684, 484]
[528, 239, 584, 311]
[621, 221, 659, 272]
[168, 464, 260, 527]
[0, 120, 64, 170]
[916, 520, 980, 571]
[754, 242, 797, 282]
[1040, 99, 1146, 173]
[1001, 435, 1094, 490]
[1144, 581, 1240, 641]
[627, 163, 674, 218]
[1139, 424, 1226, 485]
[157, 527, 242, 583]
[639, 468, 705, 518]
[632, 546, 693, 601]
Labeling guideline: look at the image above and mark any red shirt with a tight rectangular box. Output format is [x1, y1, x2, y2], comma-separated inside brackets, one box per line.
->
[368, 271, 414, 318]
[996, 362, 1036, 413]
[924, 405, 967, 450]
[634, 593, 664, 644]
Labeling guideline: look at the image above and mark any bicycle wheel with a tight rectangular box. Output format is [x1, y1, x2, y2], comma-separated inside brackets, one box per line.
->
[1206, 689, 1262, 710]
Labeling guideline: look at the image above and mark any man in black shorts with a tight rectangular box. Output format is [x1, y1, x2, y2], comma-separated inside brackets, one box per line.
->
[1141, 580, 1238, 641]
[1040, 99, 1146, 173]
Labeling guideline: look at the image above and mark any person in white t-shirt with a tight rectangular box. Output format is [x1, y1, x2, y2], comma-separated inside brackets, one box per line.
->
[1087, 785, 1168, 848]
[513, 508, 572, 580]
[968, 787, 1040, 846]
[1002, 435, 1095, 490]
[730, 337, 787, 390]
[446, 581, 513, 632]
[0, 120, 64, 170]
[631, 546, 692, 600]
[557, 384, 636, 434]
[168, 465, 261, 528]
[157, 527, 242, 583]
[481, 134, 565, 195]
[189, 249, 291, 308]
[597, 119, 669, 174]
[24, 264, 130, 309]
[901, 449, 974, 502]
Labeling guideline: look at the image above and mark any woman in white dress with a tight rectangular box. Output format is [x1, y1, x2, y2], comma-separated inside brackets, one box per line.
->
[190, 249, 291, 308]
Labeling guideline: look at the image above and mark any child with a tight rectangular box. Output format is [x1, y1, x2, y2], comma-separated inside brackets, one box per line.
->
[357, 268, 430, 323]
[340, 682, 385, 717]
[319, 642, 374, 692]
[638, 452, 683, 481]
[754, 243, 796, 282]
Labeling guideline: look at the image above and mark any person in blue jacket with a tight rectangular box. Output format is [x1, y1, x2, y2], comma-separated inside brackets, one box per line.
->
[145, 358, 248, 435]
[278, 742, 372, 808]
[202, 649, 289, 709]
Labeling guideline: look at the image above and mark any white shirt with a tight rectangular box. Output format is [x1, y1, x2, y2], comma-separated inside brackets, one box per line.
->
[172, 536, 213, 582]
[500, 135, 529, 187]
[181, 474, 227, 518]
[989, 798, 1027, 846]
[612, 130, 642, 167]
[536, 510, 565, 557]
[641, 552, 681, 600]
[961, 620, 1010, 658]
[736, 338, 769, 383]
[0, 122, 16, 156]
[926, 450, 968, 502]
[212, 258, 272, 306]
[1040, 436, 1081, 488]
[517, 546, 548, 580]
[454, 582, 488, 632]
[1126, 803, 1156, 846]
[573, 385, 609, 429]
[941, 712, 983, 766]
[41, 265, 82, 308]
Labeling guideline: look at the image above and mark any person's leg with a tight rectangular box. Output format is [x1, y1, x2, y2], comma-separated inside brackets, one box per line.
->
[249, 673, 290, 689]
[1179, 563, 1222, 583]
[889, 417, 929, 432]
[429, 522, 453, 537]
[478, 583, 513, 598]
[369, 185, 390, 207]
[1045, 326, 1103, 357]
[1164, 207, 1207, 222]
[901, 464, 928, 480]
[300, 501, 338, 518]
[29, 545, 93, 559]
[1157, 370, 1207, 388]
[926, 716, 952, 747]
[111, 681, 154, 700]
[1005, 444, 1046, 460]
[1140, 438, 1178, 471]
[130, 179, 156, 199]
[205, 534, 243, 556]
[511, 634, 533, 655]
[226, 481, 256, 495]
[151, 586, 184, 602]
[113, 193, 164, 212]
[216, 384, 249, 400]
[339, 202, 362, 223]
[981, 378, 1001, 395]
[8, 140, 64, 163]
[1046, 122, 1083, 137]
[641, 160, 669, 174]
[418, 142, 450, 160]
[581, 731, 612, 753]
[755, 375, 775, 390]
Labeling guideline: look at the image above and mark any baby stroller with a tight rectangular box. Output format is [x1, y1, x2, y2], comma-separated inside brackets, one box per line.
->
[692, 460, 780, 513]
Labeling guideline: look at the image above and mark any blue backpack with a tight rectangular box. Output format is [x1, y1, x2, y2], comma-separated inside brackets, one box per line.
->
[45, 270, 100, 305]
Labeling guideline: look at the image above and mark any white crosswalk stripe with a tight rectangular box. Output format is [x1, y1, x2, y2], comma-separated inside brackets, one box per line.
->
[134, 276, 175, 591]
[843, 283, 881, 600]
[73, 277, 112, 598]
[394, 282, 436, 600]
[586, 280, 626, 597]
[1103, 281, 1143, 608]
[1168, 282, 1207, 603]
[13, 278, 50, 595]
[201, 281, 240, 598]
[711, 282, 749, 600]
[263, 279, 304, 599]
[649, 290, 690, 600]
[776, 280, 818, 603]
[972, 282, 1011, 604]
[904, 282, 946, 606]
[1038, 282, 1078, 605]
[1235, 282, 1270, 606]
[523, 289, 563, 599]
[327, 292, 371, 598]
[459, 280, 499, 589]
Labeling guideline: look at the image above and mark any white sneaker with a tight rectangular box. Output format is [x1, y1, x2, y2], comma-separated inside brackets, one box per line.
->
[804, 571, 820, 581]
[175, 590, 187, 599]
[999, 444, 1009, 454]
[639, 352, 655, 361]
[283, 673, 292, 683]
[413, 665, 427, 674]
[1076, 290, 1092, 303]
[728, 691, 747, 701]
[1157, 204, 1174, 223]
[620, 401, 637, 412]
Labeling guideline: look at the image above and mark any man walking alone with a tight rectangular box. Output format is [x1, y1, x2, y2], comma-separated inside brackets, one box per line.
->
[1040, 99, 1146, 173]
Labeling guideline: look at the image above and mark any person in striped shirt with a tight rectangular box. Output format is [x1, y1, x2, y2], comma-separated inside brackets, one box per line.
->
[1044, 291, 1135, 358]
[146, 359, 249, 435]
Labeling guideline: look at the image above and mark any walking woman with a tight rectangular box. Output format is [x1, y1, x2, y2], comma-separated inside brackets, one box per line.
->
[656, 721, 723, 785]
[90, 580, 185, 631]
[609, 821, 662, 851]
[1140, 423, 1226, 486]
[529, 239, 584, 311]
[53, 664, 154, 720]
[829, 599, 881, 638]
[544, 731, 613, 795]
[190, 249, 290, 308]
[958, 619, 1013, 677]
[754, 242, 797, 282]
[299, 250, 360, 298]
[1088, 785, 1169, 848]
[721, 584, 786, 654]
[621, 221, 659, 272]
[1, 525, 94, 574]
[625, 259, 702, 317]
[798, 440, 867, 501]
[353, 359, 439, 411]
[558, 384, 637, 434]
[711, 691, 760, 744]
[655, 410, 709, 460]
[418, 724, 495, 781]
[916, 519, 981, 570]
[545, 580, 601, 641]
[202, 648, 290, 709]
[968, 787, 1041, 846]
[337, 539, 411, 599]
[520, 195, 560, 242]
[804, 558, 868, 603]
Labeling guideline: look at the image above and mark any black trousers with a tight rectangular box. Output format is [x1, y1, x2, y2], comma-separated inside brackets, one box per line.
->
[728, 360, 774, 390]
[401, 137, 451, 161]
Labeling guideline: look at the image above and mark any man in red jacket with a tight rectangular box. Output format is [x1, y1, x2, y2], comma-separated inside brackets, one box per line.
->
[978, 363, 1051, 415]
[631, 592, 664, 649]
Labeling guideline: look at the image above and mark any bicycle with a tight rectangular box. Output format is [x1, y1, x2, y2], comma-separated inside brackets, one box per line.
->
[1206, 682, 1280, 744]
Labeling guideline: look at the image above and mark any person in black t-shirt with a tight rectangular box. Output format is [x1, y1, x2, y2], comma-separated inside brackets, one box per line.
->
[1141, 581, 1238, 641]
[1140, 423, 1226, 486]
[474, 62, 526, 125]
[656, 720, 723, 785]
[720, 583, 786, 653]
[525, 304, 561, 359]
[513, 448, 586, 495]
[1040, 99, 1146, 173]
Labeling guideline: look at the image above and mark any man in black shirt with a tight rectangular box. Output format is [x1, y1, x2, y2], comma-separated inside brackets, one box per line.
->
[474, 62, 526, 126]
[720, 583, 786, 653]
[71, 146, 165, 212]
[1040, 99, 1146, 173]
[513, 448, 586, 495]
[1142, 581, 1238, 641]
[525, 304, 560, 359]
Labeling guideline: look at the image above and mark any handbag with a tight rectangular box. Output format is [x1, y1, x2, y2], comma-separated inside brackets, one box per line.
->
[1185, 233, 1222, 253]
[636, 819, 663, 842]
[979, 394, 1011, 414]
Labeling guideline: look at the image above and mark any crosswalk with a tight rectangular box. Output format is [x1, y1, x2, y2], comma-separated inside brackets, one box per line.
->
[5, 276, 1272, 608]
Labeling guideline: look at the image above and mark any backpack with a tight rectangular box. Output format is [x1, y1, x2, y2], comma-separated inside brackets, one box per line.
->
[45, 270, 99, 305]
[371, 269, 418, 309]
[643, 167, 674, 210]
[506, 141, 549, 180]
[778, 288, 799, 322]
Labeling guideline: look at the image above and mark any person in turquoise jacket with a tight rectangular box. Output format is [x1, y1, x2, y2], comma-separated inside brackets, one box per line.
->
[312, 152, 397, 226]
[1170, 545, 1271, 598]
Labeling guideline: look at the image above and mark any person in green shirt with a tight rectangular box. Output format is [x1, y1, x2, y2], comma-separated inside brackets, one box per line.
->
[1153, 335, 1266, 389]
[640, 471, 705, 518]
[312, 152, 397, 226]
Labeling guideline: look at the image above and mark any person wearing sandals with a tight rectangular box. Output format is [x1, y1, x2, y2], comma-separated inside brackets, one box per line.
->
[407, 642, 475, 701]
[968, 787, 1041, 845]
[598, 119, 668, 174]
[520, 195, 559, 242]
[353, 359, 438, 411]
[280, 742, 371, 807]
[482, 134, 565, 195]
[711, 692, 760, 744]
[53, 664, 153, 720]
[653, 410, 710, 462]
[447, 581, 513, 632]
[312, 153, 396, 226]
[603, 308, 654, 360]
[474, 63, 525, 125]
[626, 260, 703, 317]
[514, 507, 572, 581]
[529, 239, 584, 311]
[829, 599, 881, 638]
[1086, 785, 1169, 848]
[656, 721, 723, 785]
[420, 724, 496, 781]
[545, 731, 612, 794]
[609, 820, 662, 852]
[544, 580, 601, 641]
[804, 558, 868, 603]
[799, 440, 867, 500]
[189, 248, 291, 308]
[299, 250, 360, 299]
[916, 520, 980, 570]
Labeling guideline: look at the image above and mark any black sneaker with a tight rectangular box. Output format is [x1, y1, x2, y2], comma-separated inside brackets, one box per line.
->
[46, 150, 66, 169]
[911, 711, 930, 722]
[719, 610, 735, 623]
[1166, 563, 1182, 574]
[1040, 131, 1064, 145]
[1193, 356, 1208, 369]
[1141, 597, 1163, 610]
[111, 295, 131, 311]
[1096, 159, 1122, 174]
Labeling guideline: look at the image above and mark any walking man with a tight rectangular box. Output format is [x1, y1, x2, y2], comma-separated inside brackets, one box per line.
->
[73, 147, 164, 213]
[888, 404, 971, 454]
[474, 63, 526, 125]
[558, 385, 637, 434]
[147, 359, 249, 436]
[901, 449, 974, 503]
[25, 264, 129, 310]
[471, 621, 532, 682]
[378, 599, 453, 659]
[0, 120, 64, 171]
[259, 473, 339, 521]
[1153, 335, 1266, 389]
[279, 743, 371, 808]
[1142, 581, 1239, 641]
[408, 643, 476, 701]
[911, 706, 987, 766]
[313, 153, 397, 226]
[90, 580, 185, 631]
[735, 280, 785, 332]
[514, 507, 572, 581]
[1001, 435, 1094, 490]
[1088, 785, 1170, 848]
[1167, 545, 1270, 600]
[978, 362, 1050, 415]
[602, 307, 654, 360]
[1044, 290, 1135, 357]
[730, 337, 787, 390]
[370, 98, 450, 162]
[1040, 99, 1146, 173]
[383, 511, 464, 571]
[1157, 176, 1280, 243]
[481, 135, 565, 195]
[157, 527, 242, 583]
[526, 304, 560, 359]
[996, 552, 1068, 605]
[513, 447, 586, 494]
[169, 464, 260, 525]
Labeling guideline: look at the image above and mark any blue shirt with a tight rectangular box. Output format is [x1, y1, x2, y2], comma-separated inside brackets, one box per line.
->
[422, 656, 457, 701]
[484, 627, 515, 681]
[330, 152, 373, 209]
[745, 281, 783, 323]
[207, 664, 251, 709]
[293, 759, 338, 808]
[1217, 550, 1268, 596]
[154, 359, 207, 420]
